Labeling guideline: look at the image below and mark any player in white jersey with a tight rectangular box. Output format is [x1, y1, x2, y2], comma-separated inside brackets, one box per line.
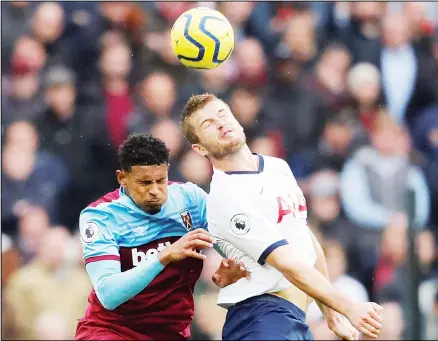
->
[180, 93, 383, 341]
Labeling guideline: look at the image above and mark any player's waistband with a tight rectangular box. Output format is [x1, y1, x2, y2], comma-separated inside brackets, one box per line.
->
[234, 293, 306, 322]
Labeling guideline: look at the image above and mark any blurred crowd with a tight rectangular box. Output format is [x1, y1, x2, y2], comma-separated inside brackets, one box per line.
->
[1, 1, 438, 340]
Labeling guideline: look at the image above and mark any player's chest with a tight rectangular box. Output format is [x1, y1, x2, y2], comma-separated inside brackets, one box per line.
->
[258, 171, 307, 222]
[119, 236, 203, 284]
[117, 208, 198, 245]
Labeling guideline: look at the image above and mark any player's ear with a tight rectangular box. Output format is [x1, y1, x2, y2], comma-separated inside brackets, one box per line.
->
[192, 143, 208, 157]
[116, 170, 128, 188]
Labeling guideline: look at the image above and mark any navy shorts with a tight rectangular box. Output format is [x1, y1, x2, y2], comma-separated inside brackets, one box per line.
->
[222, 294, 313, 340]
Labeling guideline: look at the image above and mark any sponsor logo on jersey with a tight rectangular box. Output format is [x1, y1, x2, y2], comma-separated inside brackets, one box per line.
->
[180, 210, 193, 231]
[81, 221, 99, 243]
[230, 213, 251, 235]
[132, 242, 172, 266]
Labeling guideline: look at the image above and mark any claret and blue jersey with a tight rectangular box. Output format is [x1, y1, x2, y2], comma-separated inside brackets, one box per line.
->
[77, 181, 207, 339]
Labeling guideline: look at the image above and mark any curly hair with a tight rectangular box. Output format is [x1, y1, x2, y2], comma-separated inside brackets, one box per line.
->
[118, 133, 169, 171]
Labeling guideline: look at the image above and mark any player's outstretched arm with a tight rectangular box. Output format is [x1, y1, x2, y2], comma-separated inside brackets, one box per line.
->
[265, 245, 383, 339]
[208, 191, 381, 339]
[86, 228, 214, 310]
[308, 230, 360, 341]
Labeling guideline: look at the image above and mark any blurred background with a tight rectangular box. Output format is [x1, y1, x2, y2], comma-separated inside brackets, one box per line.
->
[1, 1, 438, 340]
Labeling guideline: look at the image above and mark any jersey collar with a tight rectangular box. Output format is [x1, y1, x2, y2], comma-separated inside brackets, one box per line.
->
[223, 154, 265, 175]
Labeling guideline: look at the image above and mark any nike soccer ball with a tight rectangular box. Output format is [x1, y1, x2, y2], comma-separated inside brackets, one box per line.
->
[170, 7, 234, 70]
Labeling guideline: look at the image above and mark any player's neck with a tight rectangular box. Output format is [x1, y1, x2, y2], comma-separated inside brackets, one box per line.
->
[212, 144, 259, 173]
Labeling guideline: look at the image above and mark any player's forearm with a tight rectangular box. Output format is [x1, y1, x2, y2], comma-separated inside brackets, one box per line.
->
[308, 230, 334, 319]
[266, 246, 353, 316]
[282, 260, 352, 316]
[86, 257, 164, 310]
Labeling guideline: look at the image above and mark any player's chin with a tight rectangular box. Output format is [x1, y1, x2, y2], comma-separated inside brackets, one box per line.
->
[221, 137, 243, 150]
[143, 202, 164, 213]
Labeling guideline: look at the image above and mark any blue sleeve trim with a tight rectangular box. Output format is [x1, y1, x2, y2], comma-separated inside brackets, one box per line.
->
[258, 239, 289, 265]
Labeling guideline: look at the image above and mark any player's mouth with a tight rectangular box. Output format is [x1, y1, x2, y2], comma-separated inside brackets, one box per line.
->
[220, 128, 234, 139]
[146, 200, 162, 206]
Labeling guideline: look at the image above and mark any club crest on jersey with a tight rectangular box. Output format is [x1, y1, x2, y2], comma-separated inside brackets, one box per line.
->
[230, 213, 251, 235]
[81, 221, 99, 243]
[180, 210, 193, 231]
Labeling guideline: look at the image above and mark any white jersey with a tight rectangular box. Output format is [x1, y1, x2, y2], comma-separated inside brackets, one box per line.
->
[207, 154, 317, 308]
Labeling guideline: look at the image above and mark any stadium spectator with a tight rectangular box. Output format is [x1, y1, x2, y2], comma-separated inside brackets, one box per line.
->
[88, 41, 134, 148]
[2, 55, 45, 127]
[216, 2, 254, 44]
[339, 2, 386, 65]
[290, 110, 365, 179]
[412, 103, 438, 230]
[126, 71, 179, 134]
[306, 43, 352, 112]
[347, 62, 385, 133]
[2, 122, 68, 235]
[16, 206, 51, 264]
[263, 52, 329, 161]
[340, 113, 430, 230]
[35, 65, 117, 229]
[282, 9, 319, 71]
[5, 227, 91, 340]
[374, 215, 436, 301]
[1, 2, 37, 70]
[150, 119, 185, 182]
[380, 12, 438, 126]
[228, 86, 268, 146]
[232, 38, 268, 88]
[178, 150, 212, 192]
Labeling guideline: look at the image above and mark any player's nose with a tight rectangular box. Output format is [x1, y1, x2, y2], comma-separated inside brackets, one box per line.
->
[148, 183, 160, 196]
[216, 118, 225, 128]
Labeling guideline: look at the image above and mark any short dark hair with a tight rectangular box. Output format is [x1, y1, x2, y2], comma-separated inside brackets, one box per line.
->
[181, 93, 218, 144]
[118, 133, 169, 172]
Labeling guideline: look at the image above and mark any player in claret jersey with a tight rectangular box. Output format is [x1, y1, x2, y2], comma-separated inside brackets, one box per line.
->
[181, 93, 384, 341]
[75, 133, 248, 341]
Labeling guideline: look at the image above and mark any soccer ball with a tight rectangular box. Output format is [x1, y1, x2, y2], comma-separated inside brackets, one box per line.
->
[170, 7, 234, 70]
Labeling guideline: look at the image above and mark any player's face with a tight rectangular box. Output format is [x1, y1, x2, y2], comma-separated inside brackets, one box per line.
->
[117, 164, 169, 214]
[191, 99, 246, 159]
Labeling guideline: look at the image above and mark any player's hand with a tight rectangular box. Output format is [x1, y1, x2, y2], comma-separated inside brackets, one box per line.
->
[345, 302, 383, 339]
[212, 258, 250, 288]
[158, 228, 214, 266]
[326, 310, 360, 340]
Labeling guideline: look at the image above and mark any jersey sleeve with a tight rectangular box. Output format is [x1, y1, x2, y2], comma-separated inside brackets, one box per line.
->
[79, 208, 120, 264]
[209, 194, 288, 265]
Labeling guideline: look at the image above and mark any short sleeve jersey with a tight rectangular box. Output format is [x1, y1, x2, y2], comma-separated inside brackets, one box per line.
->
[207, 155, 316, 308]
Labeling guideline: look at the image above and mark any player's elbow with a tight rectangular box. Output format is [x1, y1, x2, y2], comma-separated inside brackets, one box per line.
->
[98, 295, 119, 311]
[94, 288, 119, 311]
[103, 300, 118, 311]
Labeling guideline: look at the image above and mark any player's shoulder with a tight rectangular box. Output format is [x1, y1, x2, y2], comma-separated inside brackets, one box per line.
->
[168, 180, 207, 204]
[262, 155, 292, 175]
[80, 188, 122, 223]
